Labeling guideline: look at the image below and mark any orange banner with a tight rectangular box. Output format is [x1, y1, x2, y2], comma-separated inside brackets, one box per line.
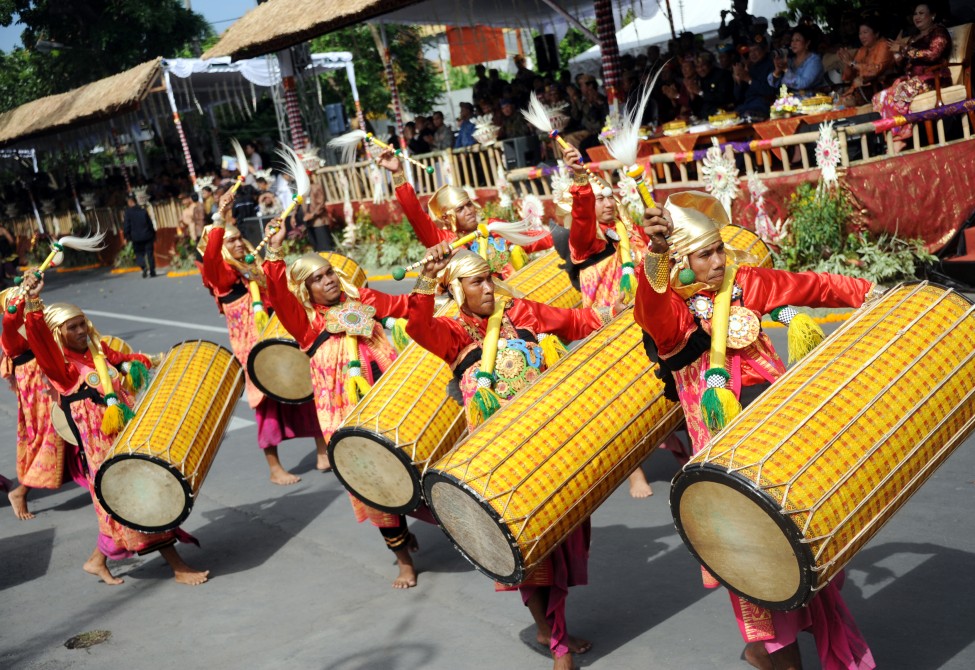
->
[446, 26, 506, 67]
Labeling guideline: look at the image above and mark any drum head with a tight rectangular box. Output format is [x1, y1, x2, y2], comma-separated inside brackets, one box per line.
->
[671, 466, 814, 610]
[51, 404, 78, 446]
[94, 454, 191, 533]
[329, 428, 421, 514]
[423, 473, 523, 585]
[247, 339, 313, 404]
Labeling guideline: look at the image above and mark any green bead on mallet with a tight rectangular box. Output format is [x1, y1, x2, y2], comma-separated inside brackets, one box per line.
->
[13, 276, 22, 285]
[391, 267, 407, 281]
[678, 268, 696, 285]
[6, 304, 17, 313]
[244, 254, 255, 264]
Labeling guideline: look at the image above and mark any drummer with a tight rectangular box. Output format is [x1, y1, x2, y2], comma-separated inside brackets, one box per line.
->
[634, 191, 876, 669]
[201, 193, 326, 485]
[377, 150, 552, 278]
[1, 288, 86, 519]
[561, 143, 688, 499]
[262, 223, 432, 590]
[406, 245, 614, 670]
[18, 274, 208, 586]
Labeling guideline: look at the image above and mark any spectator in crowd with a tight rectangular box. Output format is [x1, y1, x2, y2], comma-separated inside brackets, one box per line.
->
[200, 185, 215, 222]
[430, 111, 454, 150]
[472, 64, 491, 101]
[837, 16, 894, 106]
[718, 0, 756, 47]
[498, 98, 531, 139]
[454, 102, 477, 148]
[405, 122, 430, 155]
[178, 192, 204, 242]
[689, 51, 736, 117]
[245, 141, 263, 171]
[771, 16, 793, 50]
[122, 193, 157, 278]
[734, 33, 777, 118]
[513, 54, 537, 86]
[716, 42, 738, 72]
[769, 24, 826, 93]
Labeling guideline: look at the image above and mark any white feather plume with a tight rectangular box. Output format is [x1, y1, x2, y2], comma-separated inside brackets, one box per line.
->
[58, 229, 107, 253]
[604, 66, 665, 168]
[327, 129, 368, 166]
[231, 138, 249, 178]
[485, 218, 551, 246]
[276, 145, 311, 199]
[521, 92, 554, 134]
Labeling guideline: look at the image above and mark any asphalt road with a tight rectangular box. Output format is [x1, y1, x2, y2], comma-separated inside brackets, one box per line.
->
[1, 267, 973, 670]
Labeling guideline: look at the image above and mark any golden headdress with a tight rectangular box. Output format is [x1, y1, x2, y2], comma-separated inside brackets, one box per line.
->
[197, 223, 266, 289]
[438, 249, 519, 308]
[428, 185, 480, 230]
[287, 253, 360, 317]
[43, 303, 105, 353]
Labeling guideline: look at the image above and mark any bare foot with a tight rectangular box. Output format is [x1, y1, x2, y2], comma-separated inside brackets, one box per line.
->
[627, 470, 653, 499]
[392, 534, 419, 589]
[315, 436, 332, 472]
[269, 466, 301, 486]
[743, 642, 774, 670]
[552, 651, 575, 670]
[160, 545, 209, 585]
[8, 484, 34, 519]
[83, 549, 124, 585]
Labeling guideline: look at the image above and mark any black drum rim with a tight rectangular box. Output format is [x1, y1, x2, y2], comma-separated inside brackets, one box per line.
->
[670, 463, 815, 611]
[246, 337, 312, 404]
[328, 426, 423, 514]
[422, 469, 525, 585]
[94, 453, 193, 533]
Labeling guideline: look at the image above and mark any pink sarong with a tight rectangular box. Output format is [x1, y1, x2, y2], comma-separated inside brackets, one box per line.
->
[255, 397, 321, 450]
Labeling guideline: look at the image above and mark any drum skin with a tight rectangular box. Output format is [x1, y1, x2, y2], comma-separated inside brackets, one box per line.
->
[671, 282, 975, 610]
[94, 340, 244, 532]
[330, 250, 583, 515]
[247, 253, 366, 404]
[423, 310, 683, 585]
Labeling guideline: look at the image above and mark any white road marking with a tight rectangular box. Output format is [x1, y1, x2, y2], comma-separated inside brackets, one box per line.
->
[83, 309, 227, 334]
[226, 416, 256, 433]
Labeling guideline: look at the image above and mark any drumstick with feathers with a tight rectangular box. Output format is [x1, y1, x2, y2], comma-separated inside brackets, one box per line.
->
[227, 138, 249, 196]
[328, 130, 435, 175]
[603, 68, 664, 213]
[521, 93, 614, 191]
[8, 231, 107, 312]
[245, 146, 310, 264]
[391, 217, 550, 281]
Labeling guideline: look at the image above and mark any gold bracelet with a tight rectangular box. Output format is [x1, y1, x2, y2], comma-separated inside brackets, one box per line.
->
[572, 172, 589, 186]
[412, 274, 439, 295]
[263, 246, 284, 262]
[24, 297, 43, 313]
[643, 251, 672, 294]
[392, 171, 408, 187]
[594, 306, 613, 325]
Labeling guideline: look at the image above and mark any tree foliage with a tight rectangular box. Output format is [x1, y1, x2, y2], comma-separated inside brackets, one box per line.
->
[559, 24, 597, 70]
[310, 24, 443, 120]
[0, 0, 210, 112]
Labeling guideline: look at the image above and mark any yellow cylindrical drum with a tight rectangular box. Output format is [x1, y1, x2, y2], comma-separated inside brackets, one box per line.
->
[671, 282, 975, 610]
[423, 311, 683, 584]
[329, 249, 582, 514]
[721, 224, 773, 269]
[247, 252, 366, 404]
[94, 340, 244, 532]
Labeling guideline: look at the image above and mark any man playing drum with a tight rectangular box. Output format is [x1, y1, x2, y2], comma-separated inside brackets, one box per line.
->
[19, 274, 207, 586]
[1, 287, 86, 519]
[406, 244, 614, 670]
[262, 224, 432, 589]
[201, 193, 326, 485]
[561, 144, 688, 499]
[634, 191, 876, 669]
[377, 150, 553, 278]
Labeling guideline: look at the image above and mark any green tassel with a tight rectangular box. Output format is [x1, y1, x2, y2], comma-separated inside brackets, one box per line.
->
[127, 361, 149, 392]
[119, 401, 136, 422]
[466, 386, 502, 429]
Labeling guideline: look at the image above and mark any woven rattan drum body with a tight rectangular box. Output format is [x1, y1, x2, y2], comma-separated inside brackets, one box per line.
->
[721, 224, 773, 268]
[671, 282, 975, 610]
[246, 253, 365, 404]
[329, 250, 582, 515]
[424, 311, 683, 585]
[95, 340, 244, 532]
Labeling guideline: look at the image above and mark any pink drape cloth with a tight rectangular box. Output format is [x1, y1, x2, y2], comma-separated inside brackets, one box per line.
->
[254, 397, 321, 450]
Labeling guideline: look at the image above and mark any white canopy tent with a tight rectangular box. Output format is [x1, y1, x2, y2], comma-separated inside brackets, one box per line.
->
[571, 0, 787, 72]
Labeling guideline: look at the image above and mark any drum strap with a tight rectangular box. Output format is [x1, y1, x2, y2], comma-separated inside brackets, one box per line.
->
[218, 281, 249, 305]
[306, 330, 332, 358]
[642, 325, 712, 402]
[563, 237, 617, 291]
[58, 387, 104, 477]
[11, 350, 35, 367]
[452, 327, 536, 383]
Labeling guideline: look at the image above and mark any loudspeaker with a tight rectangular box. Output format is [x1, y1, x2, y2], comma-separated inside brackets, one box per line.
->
[533, 34, 559, 73]
[324, 103, 347, 135]
[502, 135, 541, 170]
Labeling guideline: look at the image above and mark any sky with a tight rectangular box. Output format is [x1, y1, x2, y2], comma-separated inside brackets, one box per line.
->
[0, 0, 258, 53]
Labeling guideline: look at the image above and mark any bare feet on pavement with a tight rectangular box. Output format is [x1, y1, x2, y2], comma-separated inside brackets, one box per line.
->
[83, 549, 124, 585]
[8, 484, 35, 519]
[628, 469, 653, 499]
[270, 466, 301, 486]
[392, 533, 419, 589]
[160, 545, 209, 585]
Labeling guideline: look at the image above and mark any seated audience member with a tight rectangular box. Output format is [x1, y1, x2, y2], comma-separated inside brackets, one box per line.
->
[769, 25, 826, 93]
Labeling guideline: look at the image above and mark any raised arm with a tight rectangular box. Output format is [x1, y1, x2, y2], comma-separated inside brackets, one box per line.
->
[262, 258, 316, 350]
[377, 150, 451, 247]
[201, 225, 239, 294]
[359, 287, 409, 319]
[740, 266, 873, 315]
[404, 242, 469, 364]
[1, 304, 29, 357]
[517, 299, 606, 342]
[563, 143, 606, 263]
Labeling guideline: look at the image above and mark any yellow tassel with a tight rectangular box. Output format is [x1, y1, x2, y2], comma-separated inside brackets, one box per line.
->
[100, 403, 126, 435]
[346, 372, 372, 404]
[538, 335, 567, 368]
[391, 318, 411, 352]
[254, 308, 269, 334]
[510, 245, 529, 270]
[787, 312, 825, 365]
[701, 386, 742, 433]
[465, 386, 503, 429]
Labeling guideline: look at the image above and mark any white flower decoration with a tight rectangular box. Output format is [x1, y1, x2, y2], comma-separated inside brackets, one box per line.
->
[519, 194, 545, 231]
[701, 138, 740, 216]
[815, 121, 841, 191]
